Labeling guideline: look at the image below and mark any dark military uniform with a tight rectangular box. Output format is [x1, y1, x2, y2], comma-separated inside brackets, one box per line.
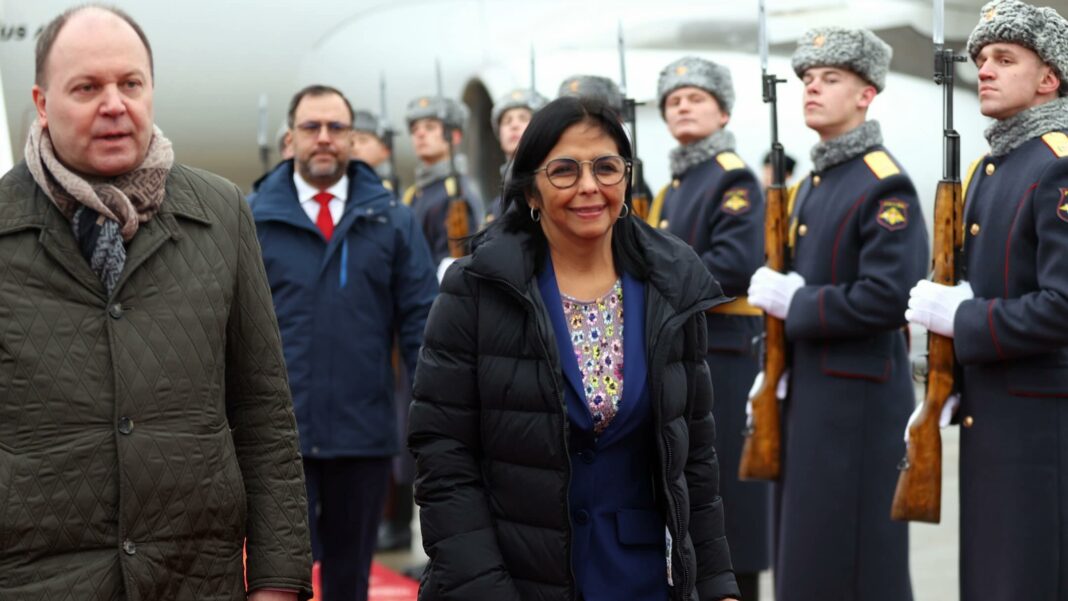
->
[955, 131, 1068, 601]
[777, 144, 926, 601]
[650, 150, 770, 575]
[402, 176, 482, 264]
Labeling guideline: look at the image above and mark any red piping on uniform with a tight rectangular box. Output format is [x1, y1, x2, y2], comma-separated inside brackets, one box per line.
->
[831, 195, 867, 285]
[987, 299, 1006, 360]
[1004, 183, 1038, 295]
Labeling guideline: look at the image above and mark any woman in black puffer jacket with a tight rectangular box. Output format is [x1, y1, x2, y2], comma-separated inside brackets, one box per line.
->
[408, 96, 740, 601]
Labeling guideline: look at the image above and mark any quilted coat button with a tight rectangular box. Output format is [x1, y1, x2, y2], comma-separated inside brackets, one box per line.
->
[108, 303, 124, 319]
[574, 509, 590, 525]
[122, 539, 137, 555]
[118, 417, 134, 435]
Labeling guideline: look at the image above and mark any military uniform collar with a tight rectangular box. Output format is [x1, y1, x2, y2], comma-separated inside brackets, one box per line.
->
[669, 129, 736, 177]
[414, 154, 468, 190]
[810, 120, 882, 173]
[985, 97, 1068, 157]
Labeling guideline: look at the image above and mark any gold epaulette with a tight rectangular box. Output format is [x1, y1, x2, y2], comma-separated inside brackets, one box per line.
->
[382, 179, 394, 192]
[402, 185, 417, 207]
[787, 179, 802, 250]
[863, 151, 901, 180]
[716, 152, 745, 171]
[1041, 132, 1068, 157]
[707, 297, 763, 316]
[647, 184, 670, 228]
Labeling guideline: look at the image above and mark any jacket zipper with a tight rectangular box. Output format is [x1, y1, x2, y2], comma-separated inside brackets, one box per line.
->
[467, 271, 578, 597]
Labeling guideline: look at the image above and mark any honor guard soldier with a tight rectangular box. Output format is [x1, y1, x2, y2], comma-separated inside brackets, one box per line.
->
[486, 87, 548, 223]
[351, 110, 395, 192]
[558, 74, 655, 203]
[403, 95, 484, 268]
[649, 56, 769, 601]
[748, 28, 928, 601]
[905, 2, 1068, 599]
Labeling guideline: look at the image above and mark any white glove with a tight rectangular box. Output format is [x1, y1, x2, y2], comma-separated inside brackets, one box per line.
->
[746, 370, 789, 417]
[436, 257, 457, 283]
[748, 267, 805, 320]
[905, 280, 974, 338]
[903, 393, 960, 443]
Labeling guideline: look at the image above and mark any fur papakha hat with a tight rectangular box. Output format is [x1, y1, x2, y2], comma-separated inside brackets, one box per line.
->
[967, 0, 1068, 95]
[353, 110, 388, 141]
[791, 27, 893, 92]
[557, 75, 624, 112]
[490, 88, 549, 138]
[657, 56, 735, 116]
[404, 96, 469, 131]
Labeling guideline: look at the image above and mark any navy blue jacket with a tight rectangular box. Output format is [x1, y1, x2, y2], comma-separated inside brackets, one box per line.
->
[538, 260, 668, 601]
[954, 131, 1068, 601]
[776, 146, 926, 601]
[251, 159, 438, 458]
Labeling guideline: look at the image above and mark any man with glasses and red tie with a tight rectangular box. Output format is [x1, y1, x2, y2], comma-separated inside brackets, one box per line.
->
[249, 84, 438, 601]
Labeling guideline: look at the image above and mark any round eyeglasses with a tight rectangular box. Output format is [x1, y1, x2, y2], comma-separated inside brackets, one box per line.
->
[532, 155, 631, 189]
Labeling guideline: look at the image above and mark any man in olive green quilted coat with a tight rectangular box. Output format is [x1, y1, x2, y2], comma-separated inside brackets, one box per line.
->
[0, 5, 312, 600]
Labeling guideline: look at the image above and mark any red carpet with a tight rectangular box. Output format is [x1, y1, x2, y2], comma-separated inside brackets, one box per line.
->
[311, 561, 419, 601]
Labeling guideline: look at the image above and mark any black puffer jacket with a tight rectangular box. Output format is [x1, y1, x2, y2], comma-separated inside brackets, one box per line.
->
[408, 219, 739, 601]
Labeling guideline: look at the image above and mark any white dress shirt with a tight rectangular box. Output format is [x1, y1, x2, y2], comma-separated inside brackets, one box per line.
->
[293, 172, 348, 226]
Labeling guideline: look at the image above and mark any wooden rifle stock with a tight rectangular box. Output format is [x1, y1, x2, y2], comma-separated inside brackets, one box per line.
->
[738, 182, 786, 481]
[891, 178, 961, 523]
[444, 176, 469, 259]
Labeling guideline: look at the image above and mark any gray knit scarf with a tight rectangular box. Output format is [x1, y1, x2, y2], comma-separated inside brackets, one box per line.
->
[414, 154, 469, 190]
[669, 129, 737, 177]
[810, 120, 882, 173]
[25, 121, 174, 294]
[985, 97, 1068, 157]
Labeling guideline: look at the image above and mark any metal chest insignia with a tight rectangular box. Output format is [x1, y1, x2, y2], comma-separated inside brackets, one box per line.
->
[722, 188, 751, 215]
[1058, 189, 1068, 223]
[877, 199, 909, 231]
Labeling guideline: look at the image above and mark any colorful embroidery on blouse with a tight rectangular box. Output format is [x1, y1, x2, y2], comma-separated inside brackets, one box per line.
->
[561, 280, 624, 435]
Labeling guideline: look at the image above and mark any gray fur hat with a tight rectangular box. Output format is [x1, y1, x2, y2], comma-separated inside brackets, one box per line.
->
[966, 0, 1068, 95]
[657, 56, 735, 116]
[353, 110, 388, 140]
[404, 95, 469, 131]
[557, 75, 624, 112]
[791, 27, 893, 92]
[490, 88, 549, 138]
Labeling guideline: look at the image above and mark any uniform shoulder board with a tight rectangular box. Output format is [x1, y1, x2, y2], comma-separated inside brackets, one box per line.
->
[402, 185, 418, 207]
[382, 179, 394, 192]
[863, 151, 901, 180]
[1041, 132, 1068, 158]
[716, 152, 745, 171]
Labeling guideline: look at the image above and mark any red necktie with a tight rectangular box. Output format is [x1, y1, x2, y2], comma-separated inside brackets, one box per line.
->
[313, 191, 334, 241]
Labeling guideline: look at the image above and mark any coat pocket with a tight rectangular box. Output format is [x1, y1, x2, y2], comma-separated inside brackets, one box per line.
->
[819, 337, 892, 382]
[616, 508, 664, 546]
[704, 314, 755, 355]
[1005, 365, 1068, 398]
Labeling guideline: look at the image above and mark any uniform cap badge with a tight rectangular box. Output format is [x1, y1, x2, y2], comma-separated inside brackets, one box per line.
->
[813, 34, 826, 48]
[675, 65, 688, 75]
[418, 98, 430, 108]
[877, 199, 909, 231]
[1058, 189, 1068, 223]
[984, 7, 996, 21]
[722, 188, 751, 215]
[511, 91, 523, 99]
[569, 80, 581, 92]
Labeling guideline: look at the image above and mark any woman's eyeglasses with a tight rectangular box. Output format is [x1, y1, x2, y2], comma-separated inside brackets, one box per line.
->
[532, 155, 631, 189]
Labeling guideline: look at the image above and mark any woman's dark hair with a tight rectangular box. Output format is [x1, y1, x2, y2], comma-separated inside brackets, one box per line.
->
[480, 96, 645, 273]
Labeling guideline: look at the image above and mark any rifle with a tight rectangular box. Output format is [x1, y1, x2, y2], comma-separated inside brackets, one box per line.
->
[738, 0, 785, 482]
[617, 22, 650, 220]
[891, 0, 966, 523]
[379, 73, 401, 194]
[256, 93, 270, 174]
[436, 59, 470, 259]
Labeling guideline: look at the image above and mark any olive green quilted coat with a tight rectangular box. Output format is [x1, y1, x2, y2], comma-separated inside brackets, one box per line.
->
[0, 162, 312, 600]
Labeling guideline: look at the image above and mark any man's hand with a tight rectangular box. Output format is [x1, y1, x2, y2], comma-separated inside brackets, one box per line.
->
[748, 267, 805, 320]
[905, 279, 974, 338]
[248, 590, 298, 601]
